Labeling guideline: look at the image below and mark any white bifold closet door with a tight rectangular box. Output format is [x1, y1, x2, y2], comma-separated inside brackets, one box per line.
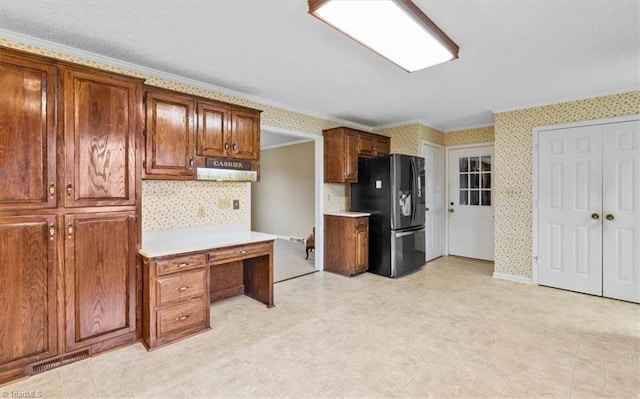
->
[538, 119, 639, 303]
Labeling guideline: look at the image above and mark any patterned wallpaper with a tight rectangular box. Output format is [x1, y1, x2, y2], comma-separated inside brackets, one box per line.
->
[141, 180, 249, 231]
[376, 123, 445, 156]
[444, 126, 495, 146]
[494, 91, 640, 278]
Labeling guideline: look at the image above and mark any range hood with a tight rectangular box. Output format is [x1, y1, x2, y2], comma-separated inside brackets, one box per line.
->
[196, 167, 257, 182]
[196, 158, 258, 182]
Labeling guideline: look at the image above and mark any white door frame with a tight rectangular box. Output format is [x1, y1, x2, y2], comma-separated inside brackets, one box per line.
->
[445, 142, 495, 257]
[531, 114, 640, 285]
[421, 140, 445, 261]
[258, 125, 324, 271]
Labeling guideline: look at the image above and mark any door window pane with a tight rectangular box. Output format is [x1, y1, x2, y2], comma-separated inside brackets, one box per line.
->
[470, 173, 480, 189]
[459, 157, 469, 172]
[481, 190, 491, 206]
[470, 157, 480, 172]
[470, 190, 480, 205]
[459, 174, 468, 189]
[481, 156, 491, 171]
[459, 191, 468, 205]
[481, 173, 491, 189]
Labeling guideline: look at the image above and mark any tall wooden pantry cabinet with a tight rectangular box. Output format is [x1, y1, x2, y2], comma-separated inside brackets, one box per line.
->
[0, 47, 142, 384]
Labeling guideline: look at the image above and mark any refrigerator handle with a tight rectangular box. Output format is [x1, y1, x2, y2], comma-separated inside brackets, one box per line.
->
[410, 157, 417, 223]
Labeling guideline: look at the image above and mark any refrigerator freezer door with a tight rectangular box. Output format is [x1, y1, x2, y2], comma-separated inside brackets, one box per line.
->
[391, 155, 425, 229]
[390, 226, 426, 277]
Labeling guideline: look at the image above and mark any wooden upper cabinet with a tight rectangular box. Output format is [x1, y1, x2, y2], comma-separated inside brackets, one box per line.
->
[64, 211, 137, 352]
[62, 67, 141, 207]
[197, 101, 228, 158]
[323, 127, 390, 183]
[0, 51, 57, 211]
[230, 108, 260, 160]
[0, 215, 58, 376]
[144, 88, 196, 179]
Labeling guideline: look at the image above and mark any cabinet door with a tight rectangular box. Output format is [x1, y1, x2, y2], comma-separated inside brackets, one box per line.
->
[375, 136, 391, 156]
[355, 223, 369, 272]
[144, 90, 195, 179]
[230, 108, 259, 160]
[197, 102, 228, 157]
[344, 131, 359, 182]
[0, 52, 57, 210]
[64, 212, 136, 351]
[0, 215, 57, 370]
[357, 134, 375, 157]
[63, 68, 140, 206]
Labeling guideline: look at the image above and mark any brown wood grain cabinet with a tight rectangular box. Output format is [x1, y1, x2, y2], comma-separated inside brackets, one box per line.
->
[144, 88, 196, 179]
[142, 253, 210, 349]
[323, 127, 390, 183]
[62, 66, 140, 207]
[143, 86, 262, 180]
[0, 47, 143, 385]
[324, 215, 369, 276]
[0, 215, 58, 383]
[64, 212, 138, 352]
[0, 50, 58, 211]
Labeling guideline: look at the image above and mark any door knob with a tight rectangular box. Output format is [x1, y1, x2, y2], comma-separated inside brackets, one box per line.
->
[449, 209, 455, 213]
[605, 214, 615, 221]
[591, 213, 600, 220]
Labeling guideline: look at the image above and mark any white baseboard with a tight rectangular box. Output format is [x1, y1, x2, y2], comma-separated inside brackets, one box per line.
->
[492, 272, 532, 285]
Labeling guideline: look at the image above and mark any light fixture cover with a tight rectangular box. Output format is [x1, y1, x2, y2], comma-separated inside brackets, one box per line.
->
[308, 0, 459, 72]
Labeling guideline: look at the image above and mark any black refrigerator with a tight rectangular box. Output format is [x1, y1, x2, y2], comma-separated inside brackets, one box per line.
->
[351, 154, 426, 278]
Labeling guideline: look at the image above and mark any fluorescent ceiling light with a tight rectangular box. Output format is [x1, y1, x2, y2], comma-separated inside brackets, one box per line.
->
[308, 0, 459, 72]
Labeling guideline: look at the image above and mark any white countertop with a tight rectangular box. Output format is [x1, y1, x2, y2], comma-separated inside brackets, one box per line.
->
[140, 226, 277, 258]
[324, 211, 371, 218]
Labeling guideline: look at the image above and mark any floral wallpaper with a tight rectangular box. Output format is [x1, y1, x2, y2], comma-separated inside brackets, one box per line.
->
[444, 126, 495, 146]
[494, 91, 640, 278]
[141, 180, 249, 231]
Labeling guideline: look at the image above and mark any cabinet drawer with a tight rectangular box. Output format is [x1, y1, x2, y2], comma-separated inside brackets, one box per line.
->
[157, 298, 207, 338]
[208, 241, 272, 264]
[156, 254, 206, 276]
[157, 269, 206, 306]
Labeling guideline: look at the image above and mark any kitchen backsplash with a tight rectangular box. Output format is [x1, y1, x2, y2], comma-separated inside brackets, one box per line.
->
[141, 180, 250, 231]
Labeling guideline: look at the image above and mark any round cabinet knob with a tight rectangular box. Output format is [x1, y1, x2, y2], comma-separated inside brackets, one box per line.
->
[449, 209, 455, 213]
[591, 213, 600, 220]
[605, 214, 615, 221]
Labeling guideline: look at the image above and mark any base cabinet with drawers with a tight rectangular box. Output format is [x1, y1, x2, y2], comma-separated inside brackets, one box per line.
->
[142, 254, 210, 349]
[324, 214, 370, 276]
[141, 238, 274, 350]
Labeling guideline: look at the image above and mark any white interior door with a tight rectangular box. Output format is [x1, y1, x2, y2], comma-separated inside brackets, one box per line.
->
[537, 119, 639, 303]
[537, 125, 603, 295]
[423, 142, 445, 261]
[447, 146, 495, 261]
[602, 120, 640, 303]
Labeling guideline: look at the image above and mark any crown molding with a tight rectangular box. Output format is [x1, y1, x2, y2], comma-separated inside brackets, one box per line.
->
[444, 122, 495, 133]
[0, 29, 374, 132]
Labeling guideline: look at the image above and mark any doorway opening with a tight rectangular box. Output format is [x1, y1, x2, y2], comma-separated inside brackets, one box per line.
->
[251, 126, 324, 282]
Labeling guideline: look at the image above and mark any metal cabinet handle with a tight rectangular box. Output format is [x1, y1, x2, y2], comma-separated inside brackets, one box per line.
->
[606, 214, 615, 221]
[176, 286, 189, 292]
[591, 213, 600, 220]
[233, 143, 238, 152]
[177, 262, 189, 268]
[48, 182, 55, 198]
[66, 183, 73, 196]
[189, 158, 195, 168]
[225, 143, 229, 151]
[175, 315, 190, 321]
[48, 223, 55, 240]
[67, 223, 73, 237]
[239, 250, 247, 254]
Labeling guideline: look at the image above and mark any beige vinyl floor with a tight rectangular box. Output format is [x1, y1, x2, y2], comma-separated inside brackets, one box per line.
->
[273, 238, 316, 283]
[2, 256, 638, 398]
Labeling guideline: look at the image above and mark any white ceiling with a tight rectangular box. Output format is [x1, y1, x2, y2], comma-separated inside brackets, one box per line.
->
[1, 1, 638, 132]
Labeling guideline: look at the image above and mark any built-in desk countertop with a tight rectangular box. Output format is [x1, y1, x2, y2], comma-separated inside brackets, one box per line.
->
[140, 227, 277, 258]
